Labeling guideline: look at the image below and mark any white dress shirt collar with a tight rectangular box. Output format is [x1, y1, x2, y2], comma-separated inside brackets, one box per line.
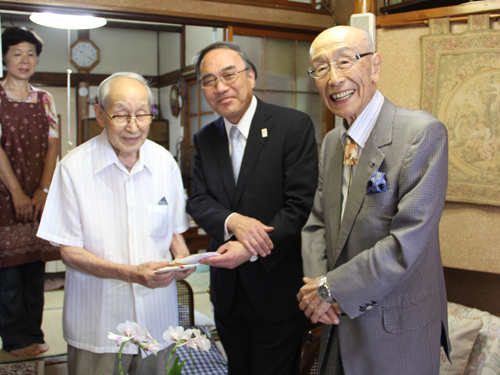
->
[93, 129, 153, 176]
[341, 90, 384, 149]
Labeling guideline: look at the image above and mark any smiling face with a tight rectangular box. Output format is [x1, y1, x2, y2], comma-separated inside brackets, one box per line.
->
[3, 42, 38, 81]
[310, 26, 381, 126]
[95, 77, 150, 159]
[200, 48, 255, 124]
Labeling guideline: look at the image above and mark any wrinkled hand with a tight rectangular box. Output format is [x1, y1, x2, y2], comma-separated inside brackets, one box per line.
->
[31, 188, 48, 220]
[133, 261, 177, 289]
[11, 189, 33, 222]
[173, 265, 197, 280]
[200, 241, 251, 269]
[227, 213, 274, 257]
[297, 276, 341, 325]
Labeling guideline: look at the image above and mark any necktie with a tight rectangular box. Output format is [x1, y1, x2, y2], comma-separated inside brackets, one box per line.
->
[230, 126, 244, 183]
[344, 136, 358, 165]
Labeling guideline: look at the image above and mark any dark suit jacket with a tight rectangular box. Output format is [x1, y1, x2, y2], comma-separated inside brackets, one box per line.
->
[187, 98, 318, 322]
[302, 98, 450, 375]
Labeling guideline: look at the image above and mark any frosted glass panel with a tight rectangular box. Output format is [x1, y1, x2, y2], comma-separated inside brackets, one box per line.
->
[200, 88, 212, 113]
[265, 38, 294, 91]
[233, 35, 264, 90]
[297, 41, 317, 93]
[297, 93, 323, 144]
[190, 116, 199, 140]
[265, 92, 294, 109]
[189, 84, 198, 115]
[200, 113, 219, 129]
[254, 90, 264, 101]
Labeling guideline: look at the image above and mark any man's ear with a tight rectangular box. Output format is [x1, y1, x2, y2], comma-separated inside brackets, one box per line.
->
[94, 104, 106, 129]
[247, 69, 256, 89]
[371, 53, 381, 84]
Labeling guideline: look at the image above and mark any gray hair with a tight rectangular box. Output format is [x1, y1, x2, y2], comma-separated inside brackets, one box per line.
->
[97, 72, 154, 109]
[192, 41, 258, 81]
[357, 27, 375, 53]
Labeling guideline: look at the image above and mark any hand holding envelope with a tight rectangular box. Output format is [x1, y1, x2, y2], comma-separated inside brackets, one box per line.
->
[154, 252, 220, 273]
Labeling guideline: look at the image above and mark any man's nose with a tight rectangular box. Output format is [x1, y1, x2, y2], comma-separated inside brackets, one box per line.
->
[327, 66, 344, 86]
[214, 77, 229, 92]
[125, 117, 140, 132]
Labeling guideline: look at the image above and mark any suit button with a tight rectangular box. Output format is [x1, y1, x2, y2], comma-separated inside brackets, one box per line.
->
[366, 305, 373, 310]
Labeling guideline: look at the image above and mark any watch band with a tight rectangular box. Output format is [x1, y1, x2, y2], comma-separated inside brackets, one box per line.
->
[39, 186, 49, 194]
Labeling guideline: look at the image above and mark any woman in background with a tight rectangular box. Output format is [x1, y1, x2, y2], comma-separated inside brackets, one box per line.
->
[0, 26, 59, 357]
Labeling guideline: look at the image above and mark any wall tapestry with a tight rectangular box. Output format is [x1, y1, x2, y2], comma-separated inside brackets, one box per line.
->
[421, 15, 500, 206]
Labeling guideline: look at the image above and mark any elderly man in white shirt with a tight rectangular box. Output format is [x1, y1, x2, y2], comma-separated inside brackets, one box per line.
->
[37, 72, 194, 375]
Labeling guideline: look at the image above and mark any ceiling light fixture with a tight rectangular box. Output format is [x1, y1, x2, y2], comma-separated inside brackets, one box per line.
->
[29, 12, 107, 29]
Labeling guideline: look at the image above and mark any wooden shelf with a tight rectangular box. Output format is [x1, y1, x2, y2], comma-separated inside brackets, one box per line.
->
[376, 0, 500, 28]
[380, 0, 469, 15]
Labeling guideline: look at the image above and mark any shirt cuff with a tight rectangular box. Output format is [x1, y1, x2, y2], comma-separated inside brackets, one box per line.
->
[223, 212, 238, 242]
[249, 255, 258, 262]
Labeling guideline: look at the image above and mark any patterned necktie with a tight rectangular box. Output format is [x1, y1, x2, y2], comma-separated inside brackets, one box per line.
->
[344, 136, 358, 165]
[230, 126, 244, 183]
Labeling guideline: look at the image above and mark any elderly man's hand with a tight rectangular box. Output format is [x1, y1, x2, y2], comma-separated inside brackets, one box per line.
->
[133, 261, 178, 289]
[200, 241, 251, 269]
[227, 213, 274, 257]
[297, 276, 341, 325]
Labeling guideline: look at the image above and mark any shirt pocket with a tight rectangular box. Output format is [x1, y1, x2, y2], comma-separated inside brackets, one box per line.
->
[147, 204, 171, 239]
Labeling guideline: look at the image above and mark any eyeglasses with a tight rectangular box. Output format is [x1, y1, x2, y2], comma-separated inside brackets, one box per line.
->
[307, 52, 374, 79]
[199, 68, 250, 89]
[102, 107, 154, 128]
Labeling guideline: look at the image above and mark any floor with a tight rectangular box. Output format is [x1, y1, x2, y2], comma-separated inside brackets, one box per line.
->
[0, 268, 213, 374]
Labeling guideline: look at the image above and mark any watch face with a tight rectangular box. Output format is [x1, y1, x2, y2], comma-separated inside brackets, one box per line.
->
[72, 41, 98, 68]
[318, 284, 330, 300]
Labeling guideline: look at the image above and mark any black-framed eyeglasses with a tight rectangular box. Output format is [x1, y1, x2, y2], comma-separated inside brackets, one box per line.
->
[102, 107, 154, 128]
[199, 68, 250, 89]
[307, 52, 374, 79]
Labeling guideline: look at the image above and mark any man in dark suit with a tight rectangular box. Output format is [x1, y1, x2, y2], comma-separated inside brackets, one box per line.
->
[297, 26, 450, 374]
[186, 42, 318, 375]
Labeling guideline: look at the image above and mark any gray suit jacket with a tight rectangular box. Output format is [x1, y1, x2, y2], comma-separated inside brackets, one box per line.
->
[302, 98, 450, 375]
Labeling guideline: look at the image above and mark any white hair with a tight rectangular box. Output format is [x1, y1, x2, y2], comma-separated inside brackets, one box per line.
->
[97, 72, 154, 109]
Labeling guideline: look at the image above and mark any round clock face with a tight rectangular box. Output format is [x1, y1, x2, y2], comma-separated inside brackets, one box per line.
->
[71, 41, 98, 69]
[78, 86, 89, 97]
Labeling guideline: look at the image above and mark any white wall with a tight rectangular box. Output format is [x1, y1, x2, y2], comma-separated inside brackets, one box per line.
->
[159, 31, 181, 74]
[185, 26, 224, 66]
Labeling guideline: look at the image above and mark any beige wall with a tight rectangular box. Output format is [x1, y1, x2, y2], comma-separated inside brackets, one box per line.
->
[376, 21, 500, 274]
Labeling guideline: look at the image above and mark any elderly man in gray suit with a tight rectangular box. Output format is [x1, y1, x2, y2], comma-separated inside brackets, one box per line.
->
[297, 26, 450, 375]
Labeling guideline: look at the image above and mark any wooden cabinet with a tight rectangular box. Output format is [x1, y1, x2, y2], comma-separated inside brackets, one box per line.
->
[80, 118, 169, 149]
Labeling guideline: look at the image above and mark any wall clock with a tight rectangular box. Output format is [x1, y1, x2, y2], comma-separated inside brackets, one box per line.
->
[70, 39, 100, 72]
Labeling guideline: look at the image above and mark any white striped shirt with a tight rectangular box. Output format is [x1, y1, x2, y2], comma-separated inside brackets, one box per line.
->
[37, 130, 189, 354]
[341, 90, 384, 218]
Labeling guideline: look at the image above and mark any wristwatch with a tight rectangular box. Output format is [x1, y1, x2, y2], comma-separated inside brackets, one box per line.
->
[318, 277, 335, 304]
[39, 186, 49, 194]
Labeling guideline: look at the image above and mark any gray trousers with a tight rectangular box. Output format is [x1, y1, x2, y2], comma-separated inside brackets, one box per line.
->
[67, 344, 174, 375]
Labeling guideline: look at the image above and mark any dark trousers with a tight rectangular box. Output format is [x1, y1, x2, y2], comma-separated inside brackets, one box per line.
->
[214, 278, 304, 375]
[0, 261, 46, 351]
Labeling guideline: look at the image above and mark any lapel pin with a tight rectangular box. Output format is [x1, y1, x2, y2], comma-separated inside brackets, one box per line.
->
[261, 128, 268, 138]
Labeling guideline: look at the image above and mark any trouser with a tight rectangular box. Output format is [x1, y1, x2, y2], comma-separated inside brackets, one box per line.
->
[67, 344, 175, 375]
[214, 278, 304, 375]
[0, 261, 46, 352]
